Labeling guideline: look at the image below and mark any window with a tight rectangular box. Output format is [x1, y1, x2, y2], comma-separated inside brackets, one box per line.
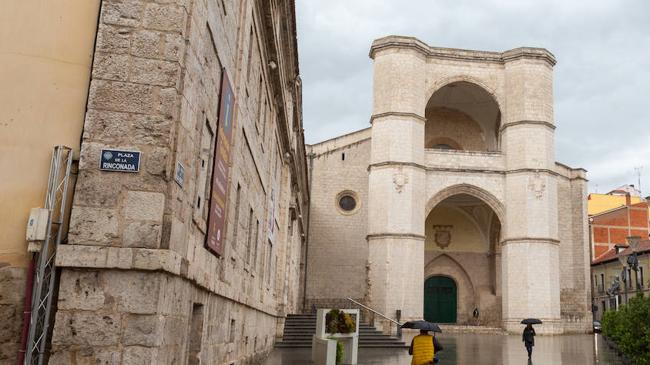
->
[266, 240, 273, 286]
[628, 268, 633, 288]
[640, 266, 645, 288]
[231, 184, 241, 247]
[252, 220, 259, 268]
[196, 119, 215, 221]
[246, 208, 254, 264]
[600, 274, 604, 291]
[433, 143, 454, 150]
[246, 27, 254, 83]
[187, 304, 204, 365]
[229, 319, 236, 343]
[336, 190, 360, 215]
[339, 196, 356, 211]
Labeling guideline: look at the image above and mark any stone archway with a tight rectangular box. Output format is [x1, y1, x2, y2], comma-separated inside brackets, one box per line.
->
[425, 254, 476, 324]
[425, 184, 506, 233]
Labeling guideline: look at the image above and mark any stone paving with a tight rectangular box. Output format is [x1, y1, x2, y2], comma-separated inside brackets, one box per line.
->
[263, 333, 623, 364]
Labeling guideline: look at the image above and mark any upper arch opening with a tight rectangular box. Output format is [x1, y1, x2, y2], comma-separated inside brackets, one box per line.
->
[425, 81, 501, 152]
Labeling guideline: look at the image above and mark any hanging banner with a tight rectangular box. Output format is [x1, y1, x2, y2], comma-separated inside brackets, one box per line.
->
[206, 70, 235, 256]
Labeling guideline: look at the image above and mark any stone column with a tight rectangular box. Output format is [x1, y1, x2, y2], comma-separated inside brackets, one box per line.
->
[501, 48, 562, 334]
[366, 39, 426, 322]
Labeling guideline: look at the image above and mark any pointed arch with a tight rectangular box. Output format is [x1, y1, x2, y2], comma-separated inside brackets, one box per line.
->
[425, 184, 505, 232]
[424, 253, 477, 324]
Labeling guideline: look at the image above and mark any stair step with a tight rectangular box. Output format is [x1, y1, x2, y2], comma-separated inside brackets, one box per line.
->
[277, 313, 406, 349]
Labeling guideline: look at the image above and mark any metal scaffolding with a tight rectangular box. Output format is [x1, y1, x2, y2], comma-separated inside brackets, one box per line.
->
[25, 146, 73, 365]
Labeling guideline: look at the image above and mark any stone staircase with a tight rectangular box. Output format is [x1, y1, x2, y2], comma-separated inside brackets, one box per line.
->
[275, 313, 408, 348]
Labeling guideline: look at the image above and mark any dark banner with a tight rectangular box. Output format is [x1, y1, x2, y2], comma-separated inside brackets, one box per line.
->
[206, 70, 235, 256]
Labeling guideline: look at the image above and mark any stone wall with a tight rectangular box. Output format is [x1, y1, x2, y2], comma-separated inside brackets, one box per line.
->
[49, 0, 308, 363]
[305, 132, 371, 310]
[425, 107, 486, 151]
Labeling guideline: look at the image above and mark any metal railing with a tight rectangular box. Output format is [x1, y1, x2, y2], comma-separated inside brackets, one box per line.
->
[346, 298, 402, 338]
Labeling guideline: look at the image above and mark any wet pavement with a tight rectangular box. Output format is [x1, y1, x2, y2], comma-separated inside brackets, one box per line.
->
[263, 333, 623, 364]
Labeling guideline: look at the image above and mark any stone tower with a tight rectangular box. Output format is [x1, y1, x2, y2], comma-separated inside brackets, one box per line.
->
[361, 36, 590, 334]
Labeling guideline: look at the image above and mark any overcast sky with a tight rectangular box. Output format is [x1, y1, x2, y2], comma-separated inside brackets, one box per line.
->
[295, 0, 650, 195]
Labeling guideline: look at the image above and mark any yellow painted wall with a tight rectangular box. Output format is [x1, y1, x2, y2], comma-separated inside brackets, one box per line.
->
[588, 194, 644, 215]
[592, 254, 650, 293]
[0, 0, 101, 268]
[425, 206, 487, 253]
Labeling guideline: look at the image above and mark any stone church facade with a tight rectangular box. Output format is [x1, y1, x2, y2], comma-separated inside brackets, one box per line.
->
[306, 36, 592, 334]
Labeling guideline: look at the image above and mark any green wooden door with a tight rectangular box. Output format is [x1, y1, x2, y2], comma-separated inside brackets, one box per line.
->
[424, 276, 457, 323]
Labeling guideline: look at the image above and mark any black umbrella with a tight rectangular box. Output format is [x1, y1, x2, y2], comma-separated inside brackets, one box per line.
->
[401, 320, 442, 333]
[521, 318, 543, 325]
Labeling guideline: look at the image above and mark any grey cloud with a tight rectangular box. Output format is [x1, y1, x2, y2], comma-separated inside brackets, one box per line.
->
[297, 0, 650, 193]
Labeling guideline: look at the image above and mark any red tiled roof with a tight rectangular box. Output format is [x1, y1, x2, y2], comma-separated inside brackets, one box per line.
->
[592, 247, 620, 265]
[592, 240, 650, 265]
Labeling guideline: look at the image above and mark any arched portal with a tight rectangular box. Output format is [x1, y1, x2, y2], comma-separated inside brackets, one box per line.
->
[424, 192, 502, 325]
[424, 276, 457, 323]
[425, 81, 501, 152]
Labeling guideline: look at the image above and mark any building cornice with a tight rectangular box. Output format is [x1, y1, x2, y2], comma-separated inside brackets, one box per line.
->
[501, 237, 561, 246]
[370, 111, 426, 124]
[369, 36, 556, 67]
[500, 120, 556, 132]
[368, 161, 426, 171]
[367, 233, 426, 241]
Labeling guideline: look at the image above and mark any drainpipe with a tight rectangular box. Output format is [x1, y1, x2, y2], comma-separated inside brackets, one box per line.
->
[302, 152, 314, 312]
[16, 255, 36, 365]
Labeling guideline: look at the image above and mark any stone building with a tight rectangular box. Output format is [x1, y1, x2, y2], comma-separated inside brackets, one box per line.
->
[591, 239, 650, 321]
[1, 0, 308, 364]
[306, 36, 592, 334]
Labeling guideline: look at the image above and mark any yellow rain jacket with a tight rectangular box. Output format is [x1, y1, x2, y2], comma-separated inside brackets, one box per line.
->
[410, 334, 435, 365]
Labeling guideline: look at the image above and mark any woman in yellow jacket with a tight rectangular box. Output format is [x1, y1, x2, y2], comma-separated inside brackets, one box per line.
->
[408, 330, 443, 365]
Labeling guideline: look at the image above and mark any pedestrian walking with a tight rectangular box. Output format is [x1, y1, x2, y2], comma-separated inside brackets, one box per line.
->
[522, 324, 536, 359]
[408, 329, 443, 365]
[402, 320, 443, 364]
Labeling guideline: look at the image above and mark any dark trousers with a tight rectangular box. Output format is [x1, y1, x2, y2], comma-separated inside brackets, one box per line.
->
[525, 343, 533, 357]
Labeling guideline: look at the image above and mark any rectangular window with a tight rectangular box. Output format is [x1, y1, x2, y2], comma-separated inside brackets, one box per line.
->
[266, 240, 273, 286]
[195, 119, 215, 222]
[231, 184, 241, 247]
[640, 266, 644, 288]
[187, 303, 204, 365]
[246, 207, 254, 264]
[628, 268, 633, 288]
[602, 300, 606, 313]
[252, 220, 260, 268]
[229, 319, 236, 343]
[246, 27, 254, 83]
[600, 273, 604, 292]
[256, 76, 264, 134]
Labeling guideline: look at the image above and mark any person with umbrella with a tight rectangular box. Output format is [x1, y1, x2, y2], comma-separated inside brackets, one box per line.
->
[521, 318, 541, 359]
[402, 320, 443, 365]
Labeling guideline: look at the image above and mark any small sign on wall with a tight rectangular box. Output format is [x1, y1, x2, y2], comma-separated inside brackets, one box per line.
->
[99, 149, 141, 173]
[175, 162, 185, 187]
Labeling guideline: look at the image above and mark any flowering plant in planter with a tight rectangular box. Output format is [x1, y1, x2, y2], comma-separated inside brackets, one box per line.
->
[325, 309, 357, 334]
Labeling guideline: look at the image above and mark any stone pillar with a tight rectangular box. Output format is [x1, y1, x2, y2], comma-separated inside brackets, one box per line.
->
[366, 40, 426, 321]
[501, 49, 562, 334]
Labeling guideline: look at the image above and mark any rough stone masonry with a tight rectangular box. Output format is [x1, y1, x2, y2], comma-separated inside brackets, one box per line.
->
[48, 0, 309, 364]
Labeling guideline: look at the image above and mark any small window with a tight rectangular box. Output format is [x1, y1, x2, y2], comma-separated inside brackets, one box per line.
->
[335, 190, 360, 215]
[433, 144, 454, 150]
[339, 195, 356, 211]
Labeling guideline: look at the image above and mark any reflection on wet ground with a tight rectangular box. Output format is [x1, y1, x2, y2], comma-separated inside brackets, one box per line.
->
[263, 333, 623, 364]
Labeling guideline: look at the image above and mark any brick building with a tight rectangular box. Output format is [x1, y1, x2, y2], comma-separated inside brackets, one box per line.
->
[589, 198, 649, 260]
[306, 36, 592, 334]
[1, 0, 309, 364]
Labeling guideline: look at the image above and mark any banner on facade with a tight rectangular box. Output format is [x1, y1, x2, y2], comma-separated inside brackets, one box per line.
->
[206, 70, 236, 256]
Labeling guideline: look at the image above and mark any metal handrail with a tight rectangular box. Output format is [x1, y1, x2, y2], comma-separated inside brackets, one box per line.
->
[346, 298, 401, 326]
